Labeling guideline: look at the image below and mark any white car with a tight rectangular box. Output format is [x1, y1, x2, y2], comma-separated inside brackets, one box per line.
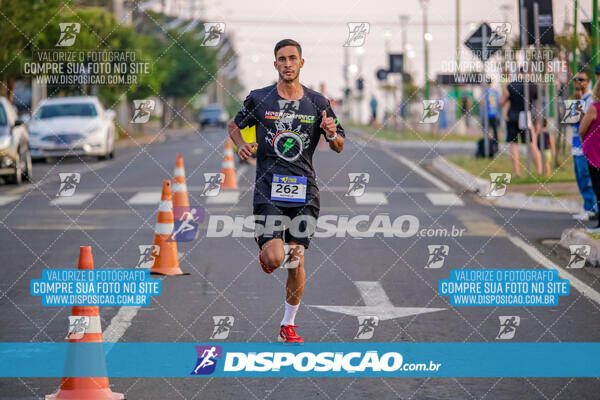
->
[29, 96, 116, 161]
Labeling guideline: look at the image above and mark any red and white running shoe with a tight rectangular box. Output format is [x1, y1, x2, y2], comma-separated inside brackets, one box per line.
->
[278, 325, 304, 344]
[259, 254, 276, 274]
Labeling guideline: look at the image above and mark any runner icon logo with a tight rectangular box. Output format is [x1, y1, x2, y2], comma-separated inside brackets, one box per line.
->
[199, 23, 225, 47]
[131, 100, 155, 123]
[57, 173, 81, 197]
[496, 316, 520, 340]
[282, 244, 305, 269]
[210, 316, 234, 340]
[487, 173, 511, 197]
[420, 100, 444, 123]
[66, 316, 89, 340]
[168, 206, 203, 242]
[354, 316, 379, 339]
[191, 345, 222, 375]
[561, 100, 585, 124]
[201, 173, 225, 196]
[56, 23, 80, 47]
[425, 245, 449, 269]
[488, 23, 511, 47]
[567, 245, 591, 269]
[346, 173, 370, 197]
[136, 245, 160, 269]
[344, 22, 370, 47]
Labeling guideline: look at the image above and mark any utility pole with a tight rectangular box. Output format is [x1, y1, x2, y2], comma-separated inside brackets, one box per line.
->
[400, 15, 410, 121]
[572, 0, 578, 96]
[455, 0, 461, 125]
[420, 0, 430, 100]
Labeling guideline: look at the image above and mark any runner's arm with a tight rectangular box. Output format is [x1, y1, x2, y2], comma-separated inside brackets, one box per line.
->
[328, 133, 344, 153]
[228, 119, 257, 160]
[230, 93, 259, 160]
[227, 118, 245, 149]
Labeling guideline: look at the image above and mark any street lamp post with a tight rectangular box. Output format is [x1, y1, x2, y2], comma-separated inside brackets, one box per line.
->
[399, 15, 410, 121]
[420, 0, 430, 100]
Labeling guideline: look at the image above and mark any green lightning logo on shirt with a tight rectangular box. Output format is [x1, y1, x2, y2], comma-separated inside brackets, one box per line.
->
[282, 137, 295, 154]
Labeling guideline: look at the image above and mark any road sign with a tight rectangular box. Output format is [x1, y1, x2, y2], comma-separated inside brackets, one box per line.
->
[376, 69, 388, 81]
[388, 54, 403, 73]
[519, 0, 554, 46]
[464, 23, 502, 62]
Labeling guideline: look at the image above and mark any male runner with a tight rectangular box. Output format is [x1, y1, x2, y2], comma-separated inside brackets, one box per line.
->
[228, 39, 345, 343]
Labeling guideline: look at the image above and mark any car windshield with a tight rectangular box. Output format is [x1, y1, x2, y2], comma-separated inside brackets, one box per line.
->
[201, 109, 222, 116]
[0, 105, 7, 126]
[35, 103, 98, 119]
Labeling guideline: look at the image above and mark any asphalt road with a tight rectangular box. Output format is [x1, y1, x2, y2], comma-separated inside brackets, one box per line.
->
[1, 127, 599, 399]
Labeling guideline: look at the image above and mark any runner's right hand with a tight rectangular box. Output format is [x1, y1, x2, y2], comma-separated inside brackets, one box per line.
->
[238, 142, 258, 161]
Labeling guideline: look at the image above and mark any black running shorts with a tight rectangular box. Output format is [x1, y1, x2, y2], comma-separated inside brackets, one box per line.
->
[253, 203, 319, 249]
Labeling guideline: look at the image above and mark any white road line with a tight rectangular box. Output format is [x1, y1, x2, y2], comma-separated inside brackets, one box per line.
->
[103, 306, 141, 350]
[353, 192, 388, 205]
[380, 147, 452, 191]
[205, 190, 240, 204]
[508, 235, 600, 306]
[425, 192, 465, 206]
[309, 281, 445, 321]
[0, 195, 20, 206]
[127, 191, 161, 205]
[354, 281, 394, 307]
[50, 193, 94, 206]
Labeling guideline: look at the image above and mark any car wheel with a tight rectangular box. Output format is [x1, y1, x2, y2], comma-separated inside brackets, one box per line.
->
[22, 147, 33, 182]
[97, 138, 110, 160]
[109, 141, 115, 159]
[6, 148, 23, 185]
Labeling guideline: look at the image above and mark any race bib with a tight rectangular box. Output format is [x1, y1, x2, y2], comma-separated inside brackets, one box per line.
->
[271, 174, 307, 203]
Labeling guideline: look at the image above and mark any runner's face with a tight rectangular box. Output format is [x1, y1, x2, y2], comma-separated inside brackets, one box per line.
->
[274, 46, 303, 82]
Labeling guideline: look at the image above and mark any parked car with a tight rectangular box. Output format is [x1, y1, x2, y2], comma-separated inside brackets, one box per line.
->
[198, 104, 228, 129]
[28, 96, 116, 161]
[0, 96, 32, 184]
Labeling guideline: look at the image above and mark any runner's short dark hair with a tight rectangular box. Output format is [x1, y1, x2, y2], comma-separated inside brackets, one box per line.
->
[274, 39, 302, 59]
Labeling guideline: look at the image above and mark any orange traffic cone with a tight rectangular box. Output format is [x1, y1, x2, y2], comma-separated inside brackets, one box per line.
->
[150, 180, 184, 275]
[46, 246, 124, 400]
[220, 139, 237, 189]
[172, 154, 190, 220]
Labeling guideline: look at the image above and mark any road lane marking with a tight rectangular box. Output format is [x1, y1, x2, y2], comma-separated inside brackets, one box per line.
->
[426, 193, 465, 206]
[104, 306, 141, 346]
[456, 212, 507, 237]
[50, 193, 94, 206]
[508, 235, 600, 306]
[205, 190, 240, 204]
[353, 192, 388, 205]
[309, 281, 445, 320]
[127, 191, 161, 205]
[380, 148, 452, 191]
[0, 195, 20, 206]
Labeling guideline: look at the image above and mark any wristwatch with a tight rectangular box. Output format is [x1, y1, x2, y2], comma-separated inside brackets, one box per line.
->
[325, 131, 337, 142]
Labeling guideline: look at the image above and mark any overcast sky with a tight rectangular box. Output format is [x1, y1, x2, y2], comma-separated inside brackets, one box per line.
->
[202, 0, 582, 99]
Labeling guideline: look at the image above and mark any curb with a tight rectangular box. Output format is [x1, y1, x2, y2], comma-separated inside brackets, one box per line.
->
[431, 155, 581, 214]
[560, 228, 600, 267]
[431, 156, 489, 193]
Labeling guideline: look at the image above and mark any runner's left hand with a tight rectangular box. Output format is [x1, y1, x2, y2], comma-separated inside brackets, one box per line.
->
[320, 110, 336, 137]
